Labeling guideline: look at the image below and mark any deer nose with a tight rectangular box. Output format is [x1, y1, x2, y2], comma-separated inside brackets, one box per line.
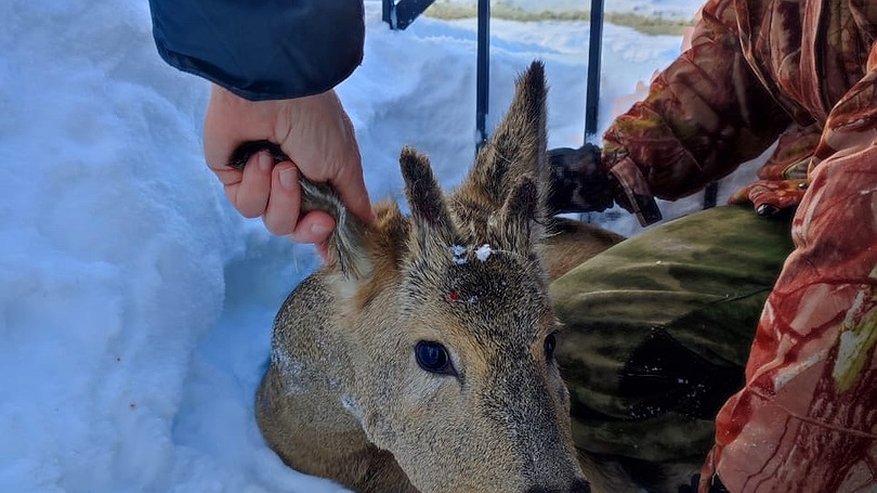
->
[525, 479, 591, 493]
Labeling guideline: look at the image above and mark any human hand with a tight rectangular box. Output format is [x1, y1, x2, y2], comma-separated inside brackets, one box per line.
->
[547, 143, 615, 213]
[728, 178, 808, 217]
[203, 85, 373, 246]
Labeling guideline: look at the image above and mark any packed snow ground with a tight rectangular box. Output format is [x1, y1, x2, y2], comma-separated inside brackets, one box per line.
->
[0, 1, 761, 492]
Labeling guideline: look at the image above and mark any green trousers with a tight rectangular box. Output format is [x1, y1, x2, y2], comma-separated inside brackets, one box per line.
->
[551, 206, 794, 466]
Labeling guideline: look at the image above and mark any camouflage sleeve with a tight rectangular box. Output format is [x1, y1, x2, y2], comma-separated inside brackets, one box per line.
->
[700, 42, 877, 493]
[602, 0, 792, 225]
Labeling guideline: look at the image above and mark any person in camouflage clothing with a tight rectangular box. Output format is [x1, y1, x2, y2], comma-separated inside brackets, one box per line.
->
[548, 0, 877, 491]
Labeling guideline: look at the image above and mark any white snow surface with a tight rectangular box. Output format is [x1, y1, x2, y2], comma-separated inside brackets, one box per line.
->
[0, 1, 761, 491]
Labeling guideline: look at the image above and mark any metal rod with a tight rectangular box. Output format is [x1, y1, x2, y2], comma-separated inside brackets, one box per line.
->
[584, 0, 605, 138]
[476, 0, 490, 151]
[394, 0, 436, 30]
[703, 181, 719, 209]
[384, 0, 437, 30]
[383, 0, 394, 28]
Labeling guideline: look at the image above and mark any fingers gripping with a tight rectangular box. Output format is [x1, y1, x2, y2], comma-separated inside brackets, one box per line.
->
[229, 140, 368, 278]
[228, 140, 342, 219]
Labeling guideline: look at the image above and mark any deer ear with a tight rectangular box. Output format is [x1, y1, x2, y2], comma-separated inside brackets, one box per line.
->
[459, 61, 549, 213]
[299, 180, 374, 281]
[399, 147, 457, 249]
[498, 174, 543, 254]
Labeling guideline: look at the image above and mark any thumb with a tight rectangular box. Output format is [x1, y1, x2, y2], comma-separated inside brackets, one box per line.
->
[331, 158, 375, 224]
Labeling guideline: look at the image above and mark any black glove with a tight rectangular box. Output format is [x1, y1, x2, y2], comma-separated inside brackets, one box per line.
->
[678, 473, 730, 493]
[547, 143, 615, 214]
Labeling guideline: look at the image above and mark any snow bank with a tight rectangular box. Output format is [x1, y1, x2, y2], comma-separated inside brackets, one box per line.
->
[0, 1, 326, 491]
[0, 0, 741, 491]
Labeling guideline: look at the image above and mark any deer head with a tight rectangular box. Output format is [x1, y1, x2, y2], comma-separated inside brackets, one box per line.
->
[267, 62, 588, 493]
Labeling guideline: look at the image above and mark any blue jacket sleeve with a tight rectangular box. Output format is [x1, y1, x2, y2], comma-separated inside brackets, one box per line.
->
[149, 0, 365, 101]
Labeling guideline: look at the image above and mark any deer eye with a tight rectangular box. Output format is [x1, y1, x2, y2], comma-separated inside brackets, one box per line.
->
[415, 341, 455, 376]
[544, 332, 557, 361]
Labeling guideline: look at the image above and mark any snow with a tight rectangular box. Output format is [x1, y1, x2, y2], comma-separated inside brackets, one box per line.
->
[0, 0, 758, 491]
[449, 244, 469, 264]
[475, 244, 493, 262]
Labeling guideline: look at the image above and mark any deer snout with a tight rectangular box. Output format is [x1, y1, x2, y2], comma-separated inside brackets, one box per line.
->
[525, 478, 591, 493]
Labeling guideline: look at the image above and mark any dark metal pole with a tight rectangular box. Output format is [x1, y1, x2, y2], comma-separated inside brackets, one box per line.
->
[475, 0, 490, 151]
[703, 182, 719, 209]
[584, 0, 605, 138]
[383, 0, 394, 28]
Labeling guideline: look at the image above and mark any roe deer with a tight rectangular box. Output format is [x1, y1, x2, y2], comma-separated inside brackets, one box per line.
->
[249, 62, 622, 493]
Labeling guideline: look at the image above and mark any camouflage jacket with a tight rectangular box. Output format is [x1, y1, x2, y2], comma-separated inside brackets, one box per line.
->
[603, 1, 877, 492]
[602, 0, 876, 226]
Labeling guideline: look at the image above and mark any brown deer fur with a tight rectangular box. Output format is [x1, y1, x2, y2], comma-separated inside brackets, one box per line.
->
[255, 62, 622, 493]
